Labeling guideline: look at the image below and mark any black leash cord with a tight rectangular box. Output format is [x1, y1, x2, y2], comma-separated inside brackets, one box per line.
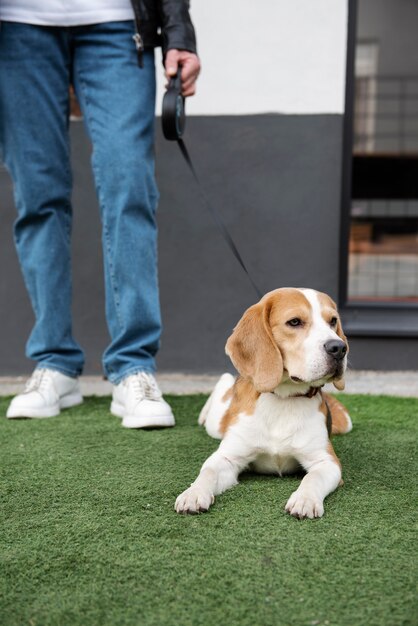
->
[161, 71, 263, 299]
[176, 138, 263, 300]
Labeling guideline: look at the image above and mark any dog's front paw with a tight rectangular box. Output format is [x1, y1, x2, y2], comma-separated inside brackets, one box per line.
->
[285, 490, 324, 519]
[175, 486, 215, 514]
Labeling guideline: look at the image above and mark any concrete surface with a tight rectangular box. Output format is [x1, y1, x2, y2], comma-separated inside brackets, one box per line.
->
[0, 370, 416, 397]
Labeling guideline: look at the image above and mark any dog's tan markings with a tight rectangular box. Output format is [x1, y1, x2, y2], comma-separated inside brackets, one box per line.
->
[268, 289, 313, 377]
[269, 290, 312, 341]
[326, 440, 342, 468]
[221, 387, 233, 403]
[225, 293, 284, 392]
[317, 291, 348, 345]
[219, 376, 260, 435]
[326, 440, 344, 486]
[317, 291, 348, 391]
[320, 398, 344, 483]
[322, 392, 352, 435]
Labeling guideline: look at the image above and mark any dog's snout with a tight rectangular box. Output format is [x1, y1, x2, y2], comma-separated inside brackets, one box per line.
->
[324, 339, 347, 362]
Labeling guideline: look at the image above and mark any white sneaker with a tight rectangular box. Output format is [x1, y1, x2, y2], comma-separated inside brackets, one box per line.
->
[6, 368, 83, 419]
[111, 371, 175, 429]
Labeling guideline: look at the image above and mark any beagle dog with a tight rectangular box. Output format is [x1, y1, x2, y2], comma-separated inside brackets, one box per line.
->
[175, 288, 352, 519]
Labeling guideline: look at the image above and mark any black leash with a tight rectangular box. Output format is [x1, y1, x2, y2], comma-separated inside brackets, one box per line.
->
[162, 72, 263, 300]
[176, 138, 263, 300]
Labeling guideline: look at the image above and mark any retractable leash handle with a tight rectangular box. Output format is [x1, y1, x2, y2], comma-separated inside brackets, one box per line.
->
[162, 71, 185, 141]
[161, 70, 263, 300]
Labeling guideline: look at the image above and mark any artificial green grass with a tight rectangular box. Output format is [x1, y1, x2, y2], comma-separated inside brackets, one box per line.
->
[0, 394, 417, 626]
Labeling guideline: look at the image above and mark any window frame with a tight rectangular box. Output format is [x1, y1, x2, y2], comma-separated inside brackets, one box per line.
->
[338, 0, 418, 338]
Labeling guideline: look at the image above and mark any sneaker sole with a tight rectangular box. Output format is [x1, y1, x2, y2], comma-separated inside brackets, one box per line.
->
[122, 414, 175, 429]
[110, 400, 175, 429]
[6, 393, 83, 419]
[110, 400, 125, 419]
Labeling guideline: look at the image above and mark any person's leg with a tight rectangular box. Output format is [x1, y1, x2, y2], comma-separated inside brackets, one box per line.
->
[71, 21, 161, 384]
[0, 22, 85, 378]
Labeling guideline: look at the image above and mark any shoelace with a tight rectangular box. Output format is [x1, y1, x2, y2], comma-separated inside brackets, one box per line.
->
[24, 369, 52, 394]
[128, 372, 162, 402]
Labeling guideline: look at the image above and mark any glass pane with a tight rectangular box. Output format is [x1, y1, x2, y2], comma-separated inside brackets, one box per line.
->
[347, 3, 418, 303]
[348, 200, 418, 302]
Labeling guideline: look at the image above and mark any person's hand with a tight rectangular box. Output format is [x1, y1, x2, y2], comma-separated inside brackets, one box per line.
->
[165, 49, 201, 97]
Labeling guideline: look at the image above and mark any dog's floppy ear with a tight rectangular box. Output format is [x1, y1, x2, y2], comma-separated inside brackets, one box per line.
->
[333, 313, 348, 391]
[225, 300, 283, 392]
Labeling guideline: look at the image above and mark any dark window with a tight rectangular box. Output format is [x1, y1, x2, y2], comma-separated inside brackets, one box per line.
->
[346, 2, 418, 304]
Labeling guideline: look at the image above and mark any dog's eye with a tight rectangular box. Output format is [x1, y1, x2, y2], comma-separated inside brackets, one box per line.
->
[287, 318, 302, 327]
[330, 317, 338, 327]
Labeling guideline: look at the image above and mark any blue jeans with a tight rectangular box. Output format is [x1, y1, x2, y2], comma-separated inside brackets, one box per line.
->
[0, 21, 161, 383]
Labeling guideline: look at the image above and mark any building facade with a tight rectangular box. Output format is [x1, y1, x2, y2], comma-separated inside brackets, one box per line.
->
[0, 0, 417, 375]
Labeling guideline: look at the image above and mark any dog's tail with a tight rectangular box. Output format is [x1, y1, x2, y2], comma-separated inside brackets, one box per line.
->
[323, 392, 353, 435]
[198, 373, 235, 439]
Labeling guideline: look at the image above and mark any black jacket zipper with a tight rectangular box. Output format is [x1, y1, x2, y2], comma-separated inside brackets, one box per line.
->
[132, 31, 144, 67]
[130, 0, 144, 67]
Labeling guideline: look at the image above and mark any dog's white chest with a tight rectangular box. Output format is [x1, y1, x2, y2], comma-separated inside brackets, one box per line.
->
[239, 393, 326, 475]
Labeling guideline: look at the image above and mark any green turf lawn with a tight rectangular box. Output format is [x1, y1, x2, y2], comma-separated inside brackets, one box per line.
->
[0, 394, 417, 626]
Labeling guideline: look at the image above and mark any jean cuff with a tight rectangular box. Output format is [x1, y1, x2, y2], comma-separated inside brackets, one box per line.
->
[106, 365, 156, 386]
[36, 364, 81, 379]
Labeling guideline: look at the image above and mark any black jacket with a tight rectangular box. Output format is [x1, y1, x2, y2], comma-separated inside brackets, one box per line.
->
[130, 0, 197, 64]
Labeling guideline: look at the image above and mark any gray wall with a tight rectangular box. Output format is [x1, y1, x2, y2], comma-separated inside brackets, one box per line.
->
[1, 115, 347, 375]
[2, 120, 417, 374]
[1, 1, 416, 376]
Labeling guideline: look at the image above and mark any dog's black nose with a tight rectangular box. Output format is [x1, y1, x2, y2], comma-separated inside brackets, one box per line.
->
[324, 339, 347, 361]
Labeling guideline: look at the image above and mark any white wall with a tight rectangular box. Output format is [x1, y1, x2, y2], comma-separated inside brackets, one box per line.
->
[156, 0, 349, 116]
